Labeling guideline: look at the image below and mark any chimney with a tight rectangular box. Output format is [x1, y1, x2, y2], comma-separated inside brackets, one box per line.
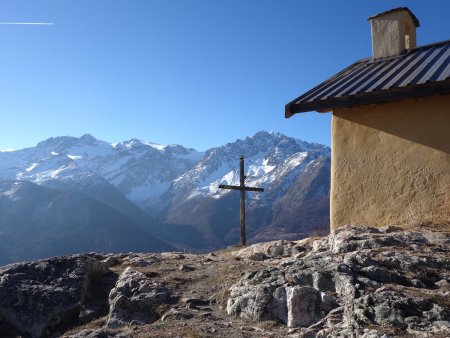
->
[368, 7, 420, 59]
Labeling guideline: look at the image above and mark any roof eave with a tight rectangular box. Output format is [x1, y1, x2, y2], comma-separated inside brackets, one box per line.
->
[285, 103, 331, 117]
[285, 79, 450, 117]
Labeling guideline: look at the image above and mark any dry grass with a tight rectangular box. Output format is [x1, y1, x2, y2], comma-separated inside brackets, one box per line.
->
[390, 283, 450, 311]
[134, 324, 206, 338]
[365, 324, 414, 338]
[62, 317, 108, 336]
[62, 224, 449, 337]
[214, 244, 245, 255]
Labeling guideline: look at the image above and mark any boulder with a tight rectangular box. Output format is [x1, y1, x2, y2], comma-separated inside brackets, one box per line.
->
[0, 255, 108, 338]
[232, 239, 309, 261]
[106, 267, 174, 328]
[270, 286, 288, 324]
[160, 308, 194, 321]
[286, 286, 338, 328]
[226, 268, 285, 322]
[120, 253, 162, 267]
[178, 264, 195, 272]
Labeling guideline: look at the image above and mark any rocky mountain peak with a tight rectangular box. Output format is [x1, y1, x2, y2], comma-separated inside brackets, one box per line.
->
[0, 131, 332, 254]
[78, 133, 98, 144]
[36, 135, 78, 150]
[204, 131, 328, 164]
[165, 144, 195, 155]
[36, 133, 99, 150]
[121, 138, 149, 150]
[116, 139, 199, 157]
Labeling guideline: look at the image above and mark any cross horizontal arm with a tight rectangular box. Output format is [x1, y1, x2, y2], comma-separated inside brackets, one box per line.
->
[218, 184, 264, 192]
[244, 186, 264, 192]
[219, 184, 241, 191]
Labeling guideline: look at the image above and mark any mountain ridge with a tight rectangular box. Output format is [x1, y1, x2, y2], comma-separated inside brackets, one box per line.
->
[0, 131, 331, 259]
[0, 180, 173, 264]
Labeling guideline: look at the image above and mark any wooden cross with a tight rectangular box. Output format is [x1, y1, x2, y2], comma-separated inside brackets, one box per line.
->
[219, 156, 264, 246]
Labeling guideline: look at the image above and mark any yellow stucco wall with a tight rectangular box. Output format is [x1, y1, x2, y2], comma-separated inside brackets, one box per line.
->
[331, 94, 450, 230]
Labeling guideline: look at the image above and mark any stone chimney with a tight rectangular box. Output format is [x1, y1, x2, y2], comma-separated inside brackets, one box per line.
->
[368, 7, 420, 59]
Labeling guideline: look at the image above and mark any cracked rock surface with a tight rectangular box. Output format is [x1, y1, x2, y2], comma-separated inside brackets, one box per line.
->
[0, 254, 109, 338]
[106, 267, 175, 328]
[229, 225, 450, 337]
[0, 225, 448, 337]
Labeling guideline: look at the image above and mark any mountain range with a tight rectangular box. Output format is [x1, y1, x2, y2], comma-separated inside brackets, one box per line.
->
[0, 131, 330, 263]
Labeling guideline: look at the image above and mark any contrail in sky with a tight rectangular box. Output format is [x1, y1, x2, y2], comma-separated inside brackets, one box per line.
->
[0, 22, 54, 25]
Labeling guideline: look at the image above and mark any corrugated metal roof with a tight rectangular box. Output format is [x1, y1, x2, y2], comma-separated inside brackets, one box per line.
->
[286, 40, 450, 117]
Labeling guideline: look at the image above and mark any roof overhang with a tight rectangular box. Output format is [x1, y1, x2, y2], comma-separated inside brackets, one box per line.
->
[285, 79, 450, 118]
[285, 39, 450, 119]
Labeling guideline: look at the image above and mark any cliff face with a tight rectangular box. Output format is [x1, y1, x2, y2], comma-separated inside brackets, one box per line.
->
[0, 225, 448, 338]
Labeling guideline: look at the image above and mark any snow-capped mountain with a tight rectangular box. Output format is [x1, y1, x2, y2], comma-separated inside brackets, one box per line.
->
[0, 134, 203, 212]
[161, 131, 330, 249]
[0, 131, 331, 255]
[168, 131, 328, 202]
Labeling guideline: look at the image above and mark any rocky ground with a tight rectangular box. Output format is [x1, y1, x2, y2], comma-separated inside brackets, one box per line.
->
[0, 225, 448, 337]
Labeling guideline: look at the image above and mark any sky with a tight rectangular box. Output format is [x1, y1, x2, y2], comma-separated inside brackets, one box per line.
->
[1, 0, 449, 151]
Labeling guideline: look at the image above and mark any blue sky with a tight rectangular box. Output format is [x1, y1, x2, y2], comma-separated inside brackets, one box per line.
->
[1, 0, 449, 151]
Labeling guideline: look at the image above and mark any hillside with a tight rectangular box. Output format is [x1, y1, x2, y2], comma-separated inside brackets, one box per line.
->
[0, 181, 172, 264]
[0, 225, 448, 337]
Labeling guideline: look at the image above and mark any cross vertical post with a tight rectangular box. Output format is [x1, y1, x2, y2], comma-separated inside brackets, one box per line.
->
[219, 156, 264, 247]
[240, 156, 246, 246]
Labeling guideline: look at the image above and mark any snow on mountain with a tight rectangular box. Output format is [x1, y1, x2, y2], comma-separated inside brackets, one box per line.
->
[0, 152, 26, 179]
[0, 134, 204, 209]
[0, 132, 329, 212]
[158, 131, 331, 249]
[169, 131, 329, 203]
[0, 131, 331, 251]
[88, 139, 204, 209]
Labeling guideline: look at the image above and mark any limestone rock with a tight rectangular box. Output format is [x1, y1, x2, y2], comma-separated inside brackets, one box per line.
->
[227, 225, 450, 336]
[233, 238, 314, 261]
[178, 264, 195, 272]
[0, 225, 448, 337]
[120, 253, 162, 267]
[286, 286, 338, 328]
[227, 268, 285, 322]
[64, 328, 130, 338]
[106, 267, 175, 328]
[181, 297, 210, 309]
[270, 286, 288, 324]
[160, 308, 194, 321]
[0, 255, 108, 338]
